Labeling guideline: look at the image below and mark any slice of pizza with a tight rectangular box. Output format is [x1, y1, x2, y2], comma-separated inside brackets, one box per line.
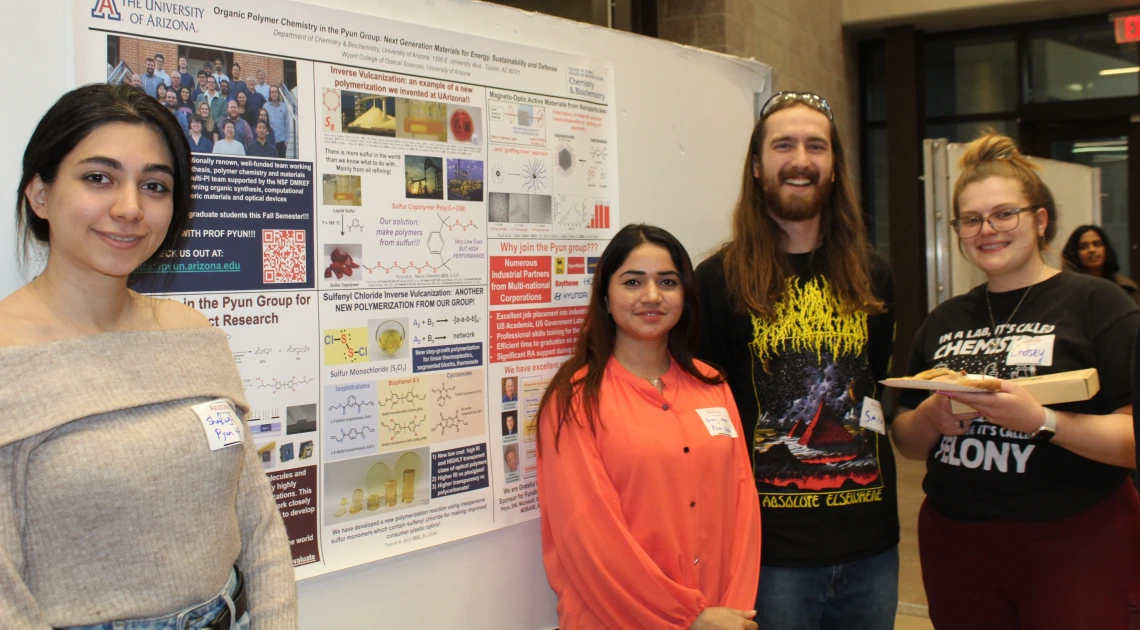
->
[910, 367, 1002, 391]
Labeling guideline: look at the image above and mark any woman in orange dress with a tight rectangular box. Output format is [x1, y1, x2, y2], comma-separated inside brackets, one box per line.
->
[537, 223, 761, 630]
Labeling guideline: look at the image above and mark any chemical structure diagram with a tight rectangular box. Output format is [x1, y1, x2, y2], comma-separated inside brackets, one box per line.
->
[434, 410, 468, 435]
[255, 376, 314, 393]
[490, 163, 506, 185]
[329, 425, 375, 442]
[328, 395, 377, 416]
[364, 215, 478, 275]
[590, 146, 608, 161]
[555, 143, 576, 176]
[377, 388, 428, 408]
[515, 158, 549, 193]
[431, 383, 456, 408]
[380, 415, 427, 437]
[322, 88, 339, 113]
[236, 344, 312, 365]
[343, 217, 364, 233]
[441, 215, 478, 231]
[588, 166, 608, 185]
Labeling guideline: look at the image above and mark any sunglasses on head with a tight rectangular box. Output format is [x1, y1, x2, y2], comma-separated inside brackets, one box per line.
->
[760, 91, 834, 121]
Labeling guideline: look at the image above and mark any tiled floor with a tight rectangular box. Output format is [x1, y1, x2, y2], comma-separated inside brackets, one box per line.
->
[895, 446, 931, 629]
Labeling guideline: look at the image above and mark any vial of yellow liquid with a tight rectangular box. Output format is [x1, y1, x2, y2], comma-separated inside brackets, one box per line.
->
[376, 320, 405, 355]
[402, 469, 416, 503]
[385, 480, 398, 506]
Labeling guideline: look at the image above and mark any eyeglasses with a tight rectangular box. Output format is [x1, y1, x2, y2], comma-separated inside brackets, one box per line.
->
[950, 207, 1036, 238]
[760, 91, 834, 121]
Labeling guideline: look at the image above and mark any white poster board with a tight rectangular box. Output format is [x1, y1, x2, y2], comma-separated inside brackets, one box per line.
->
[73, 0, 620, 579]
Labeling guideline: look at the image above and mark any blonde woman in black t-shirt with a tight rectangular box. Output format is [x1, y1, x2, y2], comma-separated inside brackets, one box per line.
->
[892, 133, 1140, 630]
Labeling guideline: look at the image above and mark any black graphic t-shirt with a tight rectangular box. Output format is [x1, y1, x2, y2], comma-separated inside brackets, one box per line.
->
[696, 250, 899, 567]
[898, 271, 1140, 522]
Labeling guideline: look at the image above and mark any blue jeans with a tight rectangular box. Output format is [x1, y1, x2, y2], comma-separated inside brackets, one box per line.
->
[756, 546, 899, 630]
[61, 568, 250, 630]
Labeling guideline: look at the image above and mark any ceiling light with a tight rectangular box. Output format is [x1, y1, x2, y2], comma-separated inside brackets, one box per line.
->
[1073, 140, 1127, 149]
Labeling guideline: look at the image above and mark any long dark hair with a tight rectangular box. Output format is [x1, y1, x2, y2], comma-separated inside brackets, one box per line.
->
[537, 224, 722, 453]
[17, 83, 192, 275]
[1062, 224, 1119, 278]
[719, 100, 884, 318]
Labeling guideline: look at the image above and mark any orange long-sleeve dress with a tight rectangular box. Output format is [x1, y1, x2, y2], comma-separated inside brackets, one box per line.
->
[538, 357, 761, 629]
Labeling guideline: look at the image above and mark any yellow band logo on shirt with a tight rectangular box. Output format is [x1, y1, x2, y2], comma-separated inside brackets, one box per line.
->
[750, 277, 868, 364]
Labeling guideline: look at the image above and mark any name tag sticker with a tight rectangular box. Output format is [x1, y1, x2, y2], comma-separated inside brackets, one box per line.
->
[1006, 335, 1055, 366]
[696, 407, 737, 438]
[192, 399, 244, 450]
[860, 397, 886, 435]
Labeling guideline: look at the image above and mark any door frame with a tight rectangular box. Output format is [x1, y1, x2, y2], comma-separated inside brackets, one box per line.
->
[1022, 118, 1140, 276]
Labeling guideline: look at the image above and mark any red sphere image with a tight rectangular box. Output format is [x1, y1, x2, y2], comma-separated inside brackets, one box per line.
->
[450, 109, 474, 142]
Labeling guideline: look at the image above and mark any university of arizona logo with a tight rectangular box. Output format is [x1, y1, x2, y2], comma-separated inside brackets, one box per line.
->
[91, 0, 121, 20]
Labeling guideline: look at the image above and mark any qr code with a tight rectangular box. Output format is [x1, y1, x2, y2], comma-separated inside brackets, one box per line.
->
[262, 229, 307, 284]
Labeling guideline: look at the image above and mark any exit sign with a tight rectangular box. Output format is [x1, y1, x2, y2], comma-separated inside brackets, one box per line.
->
[1115, 13, 1140, 43]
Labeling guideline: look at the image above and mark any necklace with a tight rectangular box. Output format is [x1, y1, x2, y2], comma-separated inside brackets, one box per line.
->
[986, 266, 1050, 333]
[985, 283, 1033, 334]
[612, 353, 668, 389]
[31, 277, 81, 337]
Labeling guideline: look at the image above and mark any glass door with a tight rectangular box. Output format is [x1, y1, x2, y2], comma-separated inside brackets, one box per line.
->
[1029, 122, 1135, 277]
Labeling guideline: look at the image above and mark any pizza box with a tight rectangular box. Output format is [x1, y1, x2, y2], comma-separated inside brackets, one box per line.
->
[881, 368, 1100, 414]
[948, 368, 1100, 414]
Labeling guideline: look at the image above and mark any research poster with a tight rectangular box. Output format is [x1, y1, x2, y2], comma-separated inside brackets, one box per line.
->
[74, 0, 617, 578]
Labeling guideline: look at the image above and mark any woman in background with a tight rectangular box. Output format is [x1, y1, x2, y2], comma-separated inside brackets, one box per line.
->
[176, 86, 195, 118]
[196, 100, 218, 144]
[0, 83, 296, 628]
[537, 223, 760, 630]
[235, 90, 255, 128]
[1062, 224, 1140, 305]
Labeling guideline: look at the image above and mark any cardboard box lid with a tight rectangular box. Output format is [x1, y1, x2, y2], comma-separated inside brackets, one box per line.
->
[950, 368, 1099, 414]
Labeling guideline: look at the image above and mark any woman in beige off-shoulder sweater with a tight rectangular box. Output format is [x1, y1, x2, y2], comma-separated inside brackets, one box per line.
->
[0, 84, 297, 629]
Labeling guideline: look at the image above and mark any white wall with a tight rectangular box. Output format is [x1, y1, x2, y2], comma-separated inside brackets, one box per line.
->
[2, 1, 768, 627]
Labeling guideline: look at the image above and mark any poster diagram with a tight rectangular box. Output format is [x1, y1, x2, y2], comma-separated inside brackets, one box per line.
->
[488, 101, 546, 147]
[75, 0, 616, 580]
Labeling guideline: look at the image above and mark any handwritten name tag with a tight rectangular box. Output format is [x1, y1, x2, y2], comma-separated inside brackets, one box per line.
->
[1006, 335, 1054, 367]
[860, 397, 886, 435]
[696, 407, 738, 438]
[192, 399, 244, 451]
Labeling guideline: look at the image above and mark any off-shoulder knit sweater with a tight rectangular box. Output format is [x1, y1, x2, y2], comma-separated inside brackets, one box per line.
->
[0, 328, 297, 629]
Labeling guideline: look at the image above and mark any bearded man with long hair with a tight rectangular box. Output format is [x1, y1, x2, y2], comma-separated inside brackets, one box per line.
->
[695, 93, 899, 630]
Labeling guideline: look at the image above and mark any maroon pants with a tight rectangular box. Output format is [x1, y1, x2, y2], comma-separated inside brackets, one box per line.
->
[919, 481, 1140, 630]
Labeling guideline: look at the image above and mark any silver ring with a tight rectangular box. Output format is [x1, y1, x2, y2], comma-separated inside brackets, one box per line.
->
[958, 420, 965, 429]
